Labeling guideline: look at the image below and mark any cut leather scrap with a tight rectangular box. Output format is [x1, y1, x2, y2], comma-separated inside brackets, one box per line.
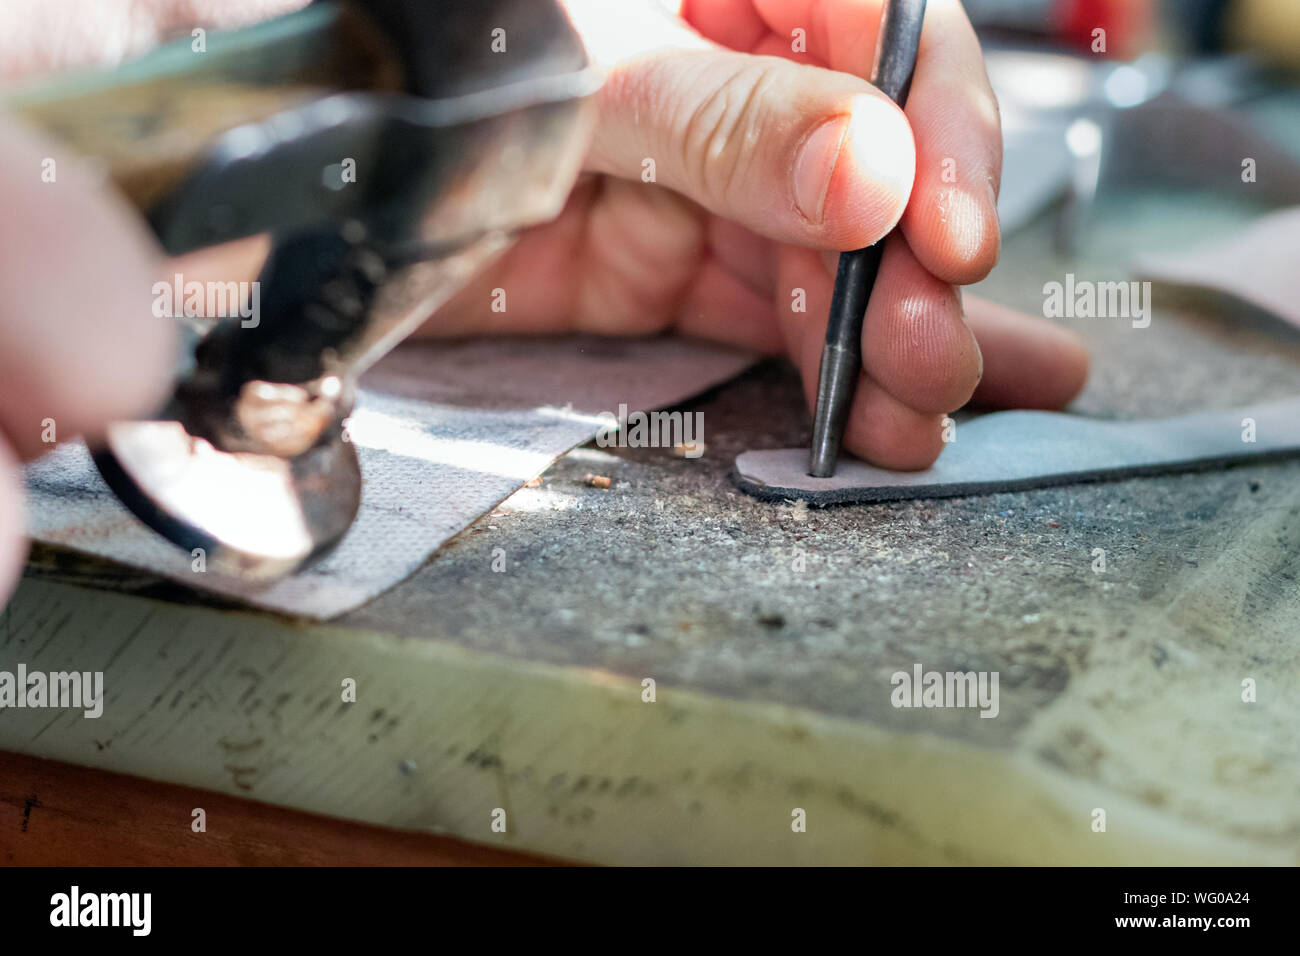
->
[1135, 206, 1300, 331]
[733, 399, 1300, 505]
[26, 335, 758, 618]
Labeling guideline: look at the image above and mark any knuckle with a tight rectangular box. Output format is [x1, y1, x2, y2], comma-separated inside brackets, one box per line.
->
[677, 57, 784, 206]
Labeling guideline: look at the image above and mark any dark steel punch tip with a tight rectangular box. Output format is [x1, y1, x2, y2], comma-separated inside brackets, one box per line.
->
[807, 0, 927, 478]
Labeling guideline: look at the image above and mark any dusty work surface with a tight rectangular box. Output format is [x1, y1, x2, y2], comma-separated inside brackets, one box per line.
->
[7, 101, 1300, 864]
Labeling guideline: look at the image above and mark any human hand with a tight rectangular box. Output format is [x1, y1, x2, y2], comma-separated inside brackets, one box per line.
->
[0, 0, 1092, 603]
[422, 0, 1089, 467]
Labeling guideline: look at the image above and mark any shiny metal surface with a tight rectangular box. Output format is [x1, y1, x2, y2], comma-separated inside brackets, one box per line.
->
[20, 0, 601, 579]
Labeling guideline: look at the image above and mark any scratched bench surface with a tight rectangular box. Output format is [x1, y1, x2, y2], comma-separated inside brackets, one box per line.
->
[6, 99, 1300, 865]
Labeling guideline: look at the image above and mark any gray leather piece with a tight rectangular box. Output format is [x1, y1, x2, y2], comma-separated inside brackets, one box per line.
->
[734, 399, 1300, 504]
[1136, 206, 1300, 331]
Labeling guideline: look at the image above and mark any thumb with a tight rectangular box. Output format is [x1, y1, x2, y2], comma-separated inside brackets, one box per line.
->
[570, 5, 915, 249]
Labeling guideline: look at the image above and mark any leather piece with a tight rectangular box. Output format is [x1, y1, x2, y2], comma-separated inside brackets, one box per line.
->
[26, 336, 757, 618]
[1136, 206, 1300, 331]
[734, 399, 1300, 504]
